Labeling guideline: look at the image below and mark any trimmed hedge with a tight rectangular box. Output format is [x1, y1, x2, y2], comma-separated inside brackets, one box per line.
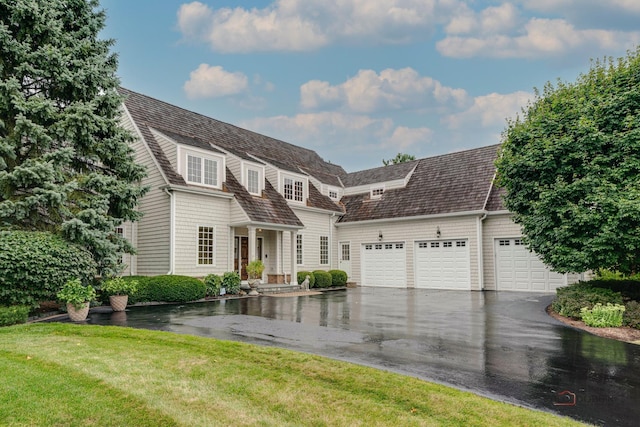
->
[0, 231, 97, 308]
[0, 305, 30, 327]
[312, 270, 332, 288]
[128, 275, 205, 303]
[585, 279, 640, 302]
[552, 282, 623, 319]
[328, 270, 348, 287]
[297, 271, 315, 288]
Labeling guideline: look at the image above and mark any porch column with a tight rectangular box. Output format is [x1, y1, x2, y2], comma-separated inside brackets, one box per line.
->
[276, 231, 283, 274]
[229, 227, 235, 272]
[290, 230, 298, 285]
[248, 226, 257, 262]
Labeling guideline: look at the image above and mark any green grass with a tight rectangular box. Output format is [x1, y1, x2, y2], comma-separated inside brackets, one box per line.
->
[0, 323, 586, 426]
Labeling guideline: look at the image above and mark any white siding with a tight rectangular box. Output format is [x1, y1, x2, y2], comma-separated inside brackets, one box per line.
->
[226, 155, 242, 182]
[173, 191, 230, 276]
[150, 130, 178, 172]
[336, 216, 480, 289]
[292, 208, 335, 272]
[121, 110, 171, 276]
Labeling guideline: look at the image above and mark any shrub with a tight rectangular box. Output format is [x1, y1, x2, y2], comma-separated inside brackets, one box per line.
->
[580, 303, 625, 327]
[624, 301, 640, 329]
[552, 282, 623, 319]
[127, 275, 205, 303]
[328, 270, 348, 287]
[587, 279, 640, 302]
[0, 230, 97, 308]
[313, 270, 332, 288]
[101, 277, 138, 297]
[204, 274, 222, 297]
[297, 271, 315, 288]
[246, 260, 265, 280]
[222, 272, 241, 295]
[0, 305, 30, 327]
[56, 279, 97, 309]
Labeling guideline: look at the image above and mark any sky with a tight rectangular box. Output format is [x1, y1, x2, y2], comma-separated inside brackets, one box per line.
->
[100, 0, 640, 172]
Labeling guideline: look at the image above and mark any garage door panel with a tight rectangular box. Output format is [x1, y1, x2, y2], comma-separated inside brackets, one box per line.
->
[415, 239, 470, 290]
[495, 238, 565, 292]
[362, 242, 406, 287]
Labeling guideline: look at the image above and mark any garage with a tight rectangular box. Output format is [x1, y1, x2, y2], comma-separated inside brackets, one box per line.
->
[361, 242, 406, 287]
[495, 238, 565, 291]
[415, 239, 470, 289]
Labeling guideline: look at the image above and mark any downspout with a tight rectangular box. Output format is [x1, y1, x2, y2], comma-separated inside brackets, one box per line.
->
[163, 187, 175, 275]
[330, 212, 336, 269]
[477, 172, 497, 291]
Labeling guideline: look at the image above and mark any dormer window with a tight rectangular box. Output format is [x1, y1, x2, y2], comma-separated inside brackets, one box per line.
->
[247, 169, 260, 195]
[186, 152, 222, 188]
[371, 187, 384, 198]
[241, 162, 264, 196]
[284, 177, 304, 202]
[328, 186, 339, 200]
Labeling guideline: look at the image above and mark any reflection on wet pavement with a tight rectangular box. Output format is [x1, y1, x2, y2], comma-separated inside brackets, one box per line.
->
[79, 288, 640, 426]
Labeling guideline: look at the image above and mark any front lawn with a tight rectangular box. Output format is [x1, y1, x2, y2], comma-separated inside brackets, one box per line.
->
[0, 323, 585, 426]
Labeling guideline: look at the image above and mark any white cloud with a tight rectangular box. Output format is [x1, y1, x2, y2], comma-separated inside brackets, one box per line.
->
[442, 91, 532, 130]
[301, 68, 468, 113]
[184, 64, 248, 99]
[177, 0, 456, 53]
[438, 17, 640, 59]
[445, 3, 519, 35]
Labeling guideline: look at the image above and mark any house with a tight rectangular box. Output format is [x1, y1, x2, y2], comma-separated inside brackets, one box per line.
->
[118, 88, 582, 292]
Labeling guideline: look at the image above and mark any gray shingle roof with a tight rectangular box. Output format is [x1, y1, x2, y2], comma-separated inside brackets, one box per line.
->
[341, 159, 419, 187]
[224, 169, 303, 227]
[337, 144, 501, 223]
[120, 87, 346, 185]
[152, 128, 225, 154]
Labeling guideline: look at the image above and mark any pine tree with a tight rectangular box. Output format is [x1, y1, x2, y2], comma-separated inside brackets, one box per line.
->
[0, 0, 147, 275]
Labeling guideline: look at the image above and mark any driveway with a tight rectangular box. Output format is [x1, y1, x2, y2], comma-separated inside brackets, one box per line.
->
[81, 288, 640, 426]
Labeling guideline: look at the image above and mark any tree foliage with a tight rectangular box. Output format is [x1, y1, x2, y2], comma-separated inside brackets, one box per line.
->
[0, 0, 147, 275]
[383, 153, 415, 165]
[496, 48, 640, 274]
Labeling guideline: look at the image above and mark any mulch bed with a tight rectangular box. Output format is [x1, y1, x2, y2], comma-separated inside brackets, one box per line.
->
[547, 305, 640, 344]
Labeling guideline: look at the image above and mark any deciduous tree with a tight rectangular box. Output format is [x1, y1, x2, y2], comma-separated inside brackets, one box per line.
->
[383, 153, 415, 165]
[496, 49, 640, 274]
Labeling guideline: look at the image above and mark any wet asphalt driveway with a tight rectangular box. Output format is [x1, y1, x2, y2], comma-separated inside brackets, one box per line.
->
[80, 288, 640, 426]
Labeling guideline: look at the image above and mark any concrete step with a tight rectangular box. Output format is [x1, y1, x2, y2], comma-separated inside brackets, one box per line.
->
[258, 283, 301, 294]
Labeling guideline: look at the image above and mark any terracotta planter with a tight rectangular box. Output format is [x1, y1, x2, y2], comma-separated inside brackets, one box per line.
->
[66, 302, 90, 322]
[109, 295, 129, 312]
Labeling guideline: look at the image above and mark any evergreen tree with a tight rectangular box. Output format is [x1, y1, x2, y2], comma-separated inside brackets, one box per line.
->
[0, 0, 147, 275]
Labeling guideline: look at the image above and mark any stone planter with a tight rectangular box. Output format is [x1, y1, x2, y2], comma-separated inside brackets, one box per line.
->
[248, 279, 261, 296]
[109, 295, 129, 312]
[66, 302, 90, 322]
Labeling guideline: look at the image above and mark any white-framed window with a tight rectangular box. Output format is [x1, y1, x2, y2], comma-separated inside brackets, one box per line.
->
[197, 226, 215, 265]
[371, 187, 384, 198]
[296, 234, 303, 265]
[247, 169, 260, 195]
[283, 176, 305, 202]
[328, 186, 340, 200]
[185, 150, 222, 189]
[320, 236, 329, 265]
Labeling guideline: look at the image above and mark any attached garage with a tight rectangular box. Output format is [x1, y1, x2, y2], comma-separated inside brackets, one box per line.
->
[415, 239, 470, 289]
[361, 242, 406, 287]
[494, 238, 565, 292]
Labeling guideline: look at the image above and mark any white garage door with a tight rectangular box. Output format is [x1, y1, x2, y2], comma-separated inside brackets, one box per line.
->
[415, 240, 470, 289]
[495, 238, 565, 292]
[362, 242, 406, 287]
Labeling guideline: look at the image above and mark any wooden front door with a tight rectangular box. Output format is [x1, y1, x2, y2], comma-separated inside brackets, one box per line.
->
[234, 237, 249, 280]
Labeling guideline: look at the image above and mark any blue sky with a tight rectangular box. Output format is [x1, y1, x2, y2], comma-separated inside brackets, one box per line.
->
[100, 0, 640, 172]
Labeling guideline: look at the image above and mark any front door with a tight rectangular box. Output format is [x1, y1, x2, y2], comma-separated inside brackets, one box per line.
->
[338, 242, 351, 278]
[234, 237, 249, 280]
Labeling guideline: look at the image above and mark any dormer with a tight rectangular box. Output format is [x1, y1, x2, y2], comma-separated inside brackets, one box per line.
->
[242, 161, 265, 196]
[279, 171, 308, 204]
[177, 146, 225, 190]
[327, 186, 342, 201]
[370, 186, 385, 199]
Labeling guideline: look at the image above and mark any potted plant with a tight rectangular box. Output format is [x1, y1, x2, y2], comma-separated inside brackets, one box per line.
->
[57, 278, 97, 321]
[246, 260, 265, 296]
[102, 277, 138, 312]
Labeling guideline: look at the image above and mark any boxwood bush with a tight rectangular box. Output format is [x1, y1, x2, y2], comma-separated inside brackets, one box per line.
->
[328, 270, 348, 287]
[127, 275, 205, 303]
[624, 301, 640, 329]
[0, 231, 97, 308]
[297, 271, 315, 288]
[552, 282, 623, 319]
[0, 305, 30, 327]
[312, 270, 332, 288]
